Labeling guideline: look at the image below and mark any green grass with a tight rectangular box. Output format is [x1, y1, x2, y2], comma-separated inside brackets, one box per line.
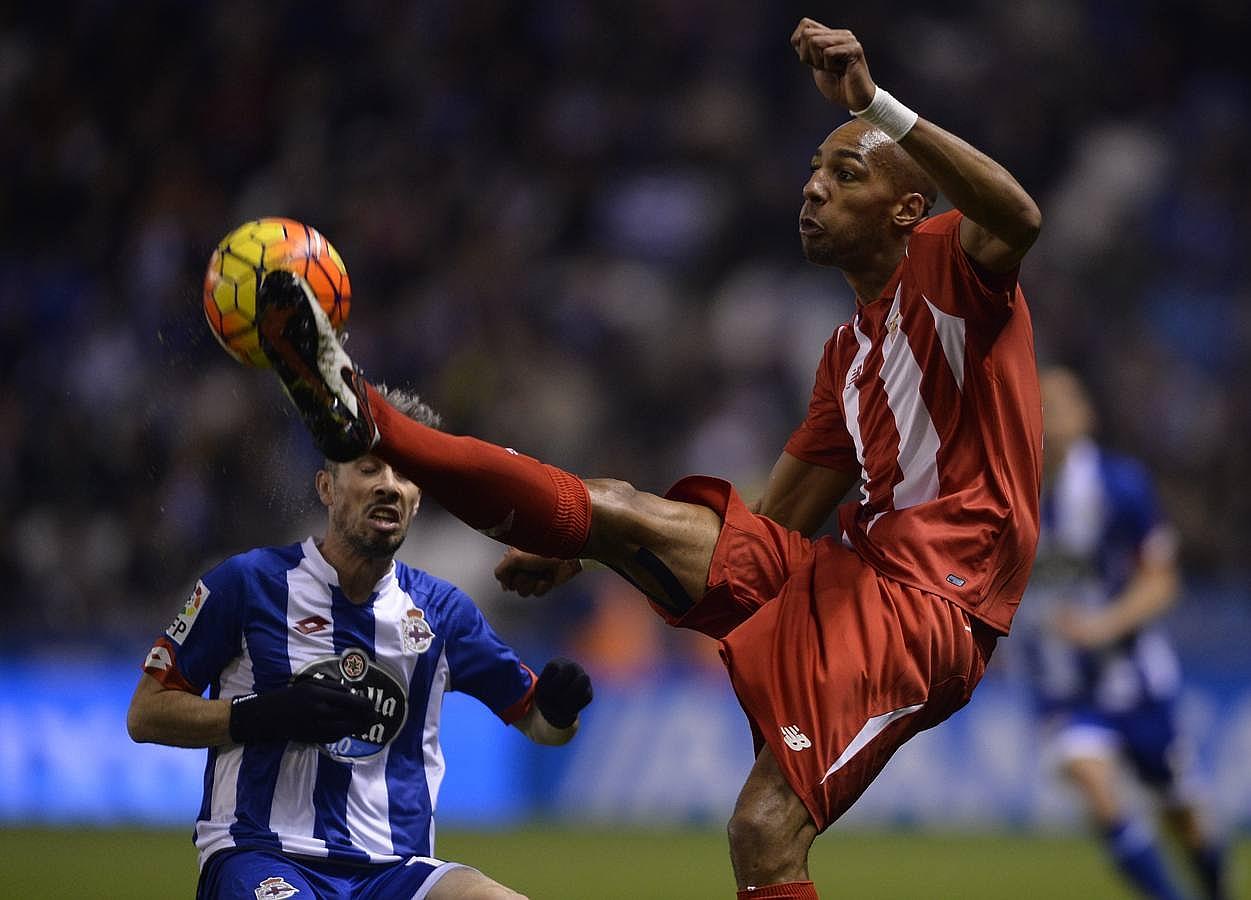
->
[0, 826, 1245, 898]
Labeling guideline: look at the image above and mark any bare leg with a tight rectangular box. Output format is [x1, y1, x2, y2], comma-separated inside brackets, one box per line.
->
[727, 745, 819, 890]
[428, 866, 528, 899]
[1163, 802, 1205, 850]
[1065, 754, 1190, 900]
[579, 478, 723, 608]
[1062, 755, 1121, 826]
[1162, 802, 1229, 900]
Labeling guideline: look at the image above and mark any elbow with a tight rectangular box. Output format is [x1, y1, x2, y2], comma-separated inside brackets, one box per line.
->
[1008, 199, 1042, 253]
[126, 704, 152, 744]
[1019, 199, 1042, 247]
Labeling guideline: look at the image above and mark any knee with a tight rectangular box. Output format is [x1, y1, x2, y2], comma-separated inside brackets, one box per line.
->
[585, 478, 644, 521]
[728, 802, 792, 868]
[583, 478, 653, 551]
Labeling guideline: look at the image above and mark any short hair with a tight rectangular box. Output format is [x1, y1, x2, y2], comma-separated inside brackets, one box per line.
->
[323, 383, 440, 471]
[859, 126, 938, 216]
[881, 142, 938, 216]
[375, 383, 442, 430]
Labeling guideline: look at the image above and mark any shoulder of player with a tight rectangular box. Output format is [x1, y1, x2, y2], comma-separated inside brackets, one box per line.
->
[898, 209, 963, 279]
[910, 209, 962, 241]
[392, 561, 477, 612]
[198, 542, 305, 594]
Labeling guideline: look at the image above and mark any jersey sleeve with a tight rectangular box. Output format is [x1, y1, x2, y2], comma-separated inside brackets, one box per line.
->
[1106, 458, 1177, 565]
[440, 586, 536, 724]
[140, 559, 246, 695]
[783, 330, 861, 471]
[909, 210, 1021, 330]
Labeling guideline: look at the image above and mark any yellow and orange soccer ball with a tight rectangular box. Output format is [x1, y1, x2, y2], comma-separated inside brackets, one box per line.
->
[203, 217, 351, 367]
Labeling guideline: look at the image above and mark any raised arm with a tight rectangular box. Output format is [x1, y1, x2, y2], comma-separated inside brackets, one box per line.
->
[792, 18, 1041, 272]
[752, 451, 858, 537]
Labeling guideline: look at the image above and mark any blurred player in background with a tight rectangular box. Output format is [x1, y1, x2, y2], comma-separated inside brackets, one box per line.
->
[127, 388, 592, 900]
[256, 19, 1041, 900]
[1019, 366, 1229, 900]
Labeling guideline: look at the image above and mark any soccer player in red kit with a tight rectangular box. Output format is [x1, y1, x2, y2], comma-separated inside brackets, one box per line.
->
[256, 20, 1042, 899]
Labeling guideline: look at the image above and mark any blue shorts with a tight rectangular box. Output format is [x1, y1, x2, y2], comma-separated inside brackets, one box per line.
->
[196, 848, 465, 900]
[1045, 698, 1184, 790]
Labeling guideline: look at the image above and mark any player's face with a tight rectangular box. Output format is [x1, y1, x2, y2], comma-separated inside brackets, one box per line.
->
[323, 455, 421, 559]
[799, 121, 905, 269]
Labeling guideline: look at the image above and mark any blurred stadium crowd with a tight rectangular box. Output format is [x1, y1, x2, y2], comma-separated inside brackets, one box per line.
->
[1, 1, 1247, 655]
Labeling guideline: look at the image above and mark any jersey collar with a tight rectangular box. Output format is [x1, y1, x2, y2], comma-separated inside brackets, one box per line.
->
[301, 537, 398, 598]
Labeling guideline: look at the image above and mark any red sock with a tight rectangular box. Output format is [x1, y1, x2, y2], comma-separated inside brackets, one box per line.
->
[737, 883, 818, 899]
[364, 382, 591, 558]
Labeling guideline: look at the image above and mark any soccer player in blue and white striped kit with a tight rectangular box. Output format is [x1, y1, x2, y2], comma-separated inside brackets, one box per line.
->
[1020, 367, 1228, 900]
[128, 388, 592, 900]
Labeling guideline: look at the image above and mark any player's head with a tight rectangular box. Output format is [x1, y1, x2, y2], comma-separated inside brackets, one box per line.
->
[800, 119, 938, 270]
[1040, 365, 1096, 454]
[316, 387, 441, 560]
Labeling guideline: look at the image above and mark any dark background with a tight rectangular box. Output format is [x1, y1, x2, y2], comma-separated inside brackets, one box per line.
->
[1, 0, 1247, 664]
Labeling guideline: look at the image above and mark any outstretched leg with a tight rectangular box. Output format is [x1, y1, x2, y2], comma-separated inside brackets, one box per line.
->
[366, 386, 723, 607]
[257, 270, 721, 607]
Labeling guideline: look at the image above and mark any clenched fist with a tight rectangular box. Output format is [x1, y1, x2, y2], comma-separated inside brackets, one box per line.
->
[791, 19, 877, 111]
[494, 547, 584, 597]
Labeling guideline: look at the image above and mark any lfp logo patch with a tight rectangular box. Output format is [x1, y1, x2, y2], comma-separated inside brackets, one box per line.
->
[166, 580, 209, 646]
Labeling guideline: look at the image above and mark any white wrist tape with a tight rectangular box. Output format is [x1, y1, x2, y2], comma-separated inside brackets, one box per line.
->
[851, 87, 918, 142]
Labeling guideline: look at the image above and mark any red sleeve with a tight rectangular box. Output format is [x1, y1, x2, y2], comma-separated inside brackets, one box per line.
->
[909, 210, 1020, 329]
[497, 662, 537, 725]
[140, 636, 199, 693]
[783, 331, 860, 472]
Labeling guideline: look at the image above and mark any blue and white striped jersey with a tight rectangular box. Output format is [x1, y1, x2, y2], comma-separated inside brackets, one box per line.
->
[1019, 438, 1181, 713]
[142, 537, 535, 870]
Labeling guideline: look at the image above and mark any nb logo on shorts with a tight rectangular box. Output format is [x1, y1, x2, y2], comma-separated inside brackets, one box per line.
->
[781, 725, 812, 751]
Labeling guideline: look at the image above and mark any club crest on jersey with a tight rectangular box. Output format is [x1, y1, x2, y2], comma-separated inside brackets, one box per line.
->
[294, 648, 409, 761]
[401, 608, 435, 655]
[254, 876, 299, 899]
[165, 580, 209, 646]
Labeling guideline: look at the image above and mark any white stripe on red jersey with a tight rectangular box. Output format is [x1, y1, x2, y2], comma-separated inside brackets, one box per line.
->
[786, 211, 1043, 633]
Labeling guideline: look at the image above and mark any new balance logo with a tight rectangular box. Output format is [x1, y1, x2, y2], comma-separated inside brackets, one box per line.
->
[781, 725, 812, 751]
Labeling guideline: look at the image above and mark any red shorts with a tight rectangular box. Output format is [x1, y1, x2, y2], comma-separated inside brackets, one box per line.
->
[657, 476, 997, 831]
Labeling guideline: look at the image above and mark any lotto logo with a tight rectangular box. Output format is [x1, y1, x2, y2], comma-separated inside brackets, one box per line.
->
[781, 724, 812, 751]
[144, 645, 173, 672]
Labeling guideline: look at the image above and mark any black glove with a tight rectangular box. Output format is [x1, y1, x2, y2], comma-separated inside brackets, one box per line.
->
[534, 657, 593, 729]
[229, 679, 380, 744]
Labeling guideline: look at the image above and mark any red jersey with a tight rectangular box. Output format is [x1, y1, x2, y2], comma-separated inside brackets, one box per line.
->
[784, 210, 1042, 633]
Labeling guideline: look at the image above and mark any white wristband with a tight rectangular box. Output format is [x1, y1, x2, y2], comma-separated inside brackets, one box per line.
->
[851, 87, 918, 143]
